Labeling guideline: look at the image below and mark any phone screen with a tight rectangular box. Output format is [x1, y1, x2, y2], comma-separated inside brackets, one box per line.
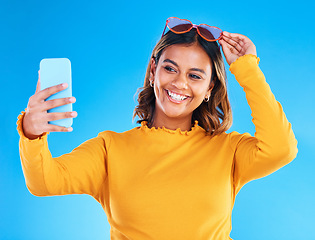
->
[40, 58, 73, 128]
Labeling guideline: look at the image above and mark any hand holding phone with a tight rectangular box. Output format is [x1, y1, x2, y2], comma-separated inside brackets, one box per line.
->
[22, 58, 77, 140]
[40, 58, 73, 128]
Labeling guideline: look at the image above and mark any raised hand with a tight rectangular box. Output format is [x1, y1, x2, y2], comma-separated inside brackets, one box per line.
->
[22, 71, 77, 140]
[219, 31, 257, 65]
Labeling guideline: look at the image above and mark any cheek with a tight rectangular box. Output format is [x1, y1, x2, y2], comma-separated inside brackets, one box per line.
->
[153, 77, 165, 100]
[157, 70, 172, 85]
[192, 84, 209, 99]
[154, 72, 171, 94]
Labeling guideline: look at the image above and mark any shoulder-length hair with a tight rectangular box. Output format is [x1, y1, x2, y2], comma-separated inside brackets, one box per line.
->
[133, 29, 232, 136]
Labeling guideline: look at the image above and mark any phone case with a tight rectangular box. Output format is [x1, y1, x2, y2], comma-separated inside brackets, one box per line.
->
[40, 58, 73, 128]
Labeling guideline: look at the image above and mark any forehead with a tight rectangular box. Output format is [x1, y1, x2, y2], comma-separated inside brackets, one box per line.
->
[159, 43, 212, 73]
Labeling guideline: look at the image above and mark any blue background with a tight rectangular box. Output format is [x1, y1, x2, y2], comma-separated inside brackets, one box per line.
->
[1, 0, 314, 239]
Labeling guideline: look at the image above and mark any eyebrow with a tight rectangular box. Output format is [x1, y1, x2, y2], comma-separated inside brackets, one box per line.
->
[163, 59, 207, 75]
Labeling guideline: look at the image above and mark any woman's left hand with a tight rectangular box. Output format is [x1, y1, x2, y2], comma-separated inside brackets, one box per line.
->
[219, 31, 257, 65]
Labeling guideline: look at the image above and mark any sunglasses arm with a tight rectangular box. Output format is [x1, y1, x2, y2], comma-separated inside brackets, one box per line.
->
[161, 23, 168, 39]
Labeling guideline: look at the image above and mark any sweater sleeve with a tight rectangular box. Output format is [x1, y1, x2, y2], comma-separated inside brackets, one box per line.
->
[17, 111, 108, 199]
[229, 55, 298, 193]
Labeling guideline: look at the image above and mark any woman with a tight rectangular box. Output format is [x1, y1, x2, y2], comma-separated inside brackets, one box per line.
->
[17, 17, 297, 240]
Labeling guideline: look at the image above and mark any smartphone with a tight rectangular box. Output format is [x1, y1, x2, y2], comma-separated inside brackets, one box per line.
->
[39, 58, 73, 128]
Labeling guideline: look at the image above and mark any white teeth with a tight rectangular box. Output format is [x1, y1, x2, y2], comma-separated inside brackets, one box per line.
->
[167, 90, 188, 101]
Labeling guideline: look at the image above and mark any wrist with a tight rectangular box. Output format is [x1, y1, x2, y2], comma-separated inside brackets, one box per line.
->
[18, 112, 44, 140]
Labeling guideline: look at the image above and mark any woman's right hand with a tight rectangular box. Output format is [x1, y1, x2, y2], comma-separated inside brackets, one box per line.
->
[22, 72, 77, 140]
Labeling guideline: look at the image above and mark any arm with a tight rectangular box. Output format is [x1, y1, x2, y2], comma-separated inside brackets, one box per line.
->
[18, 72, 107, 198]
[219, 33, 298, 191]
[17, 111, 107, 198]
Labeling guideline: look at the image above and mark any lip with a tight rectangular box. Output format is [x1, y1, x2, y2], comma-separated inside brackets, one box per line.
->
[165, 89, 190, 104]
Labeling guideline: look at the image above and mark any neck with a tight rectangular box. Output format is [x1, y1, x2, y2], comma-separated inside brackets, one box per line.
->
[151, 114, 193, 132]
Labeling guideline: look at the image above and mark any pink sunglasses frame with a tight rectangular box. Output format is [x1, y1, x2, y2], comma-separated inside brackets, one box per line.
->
[161, 17, 223, 42]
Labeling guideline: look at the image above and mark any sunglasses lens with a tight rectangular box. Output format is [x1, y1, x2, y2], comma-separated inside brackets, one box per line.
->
[198, 25, 222, 40]
[168, 18, 192, 33]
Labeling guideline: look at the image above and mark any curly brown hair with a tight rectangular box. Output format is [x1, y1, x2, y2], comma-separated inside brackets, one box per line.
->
[133, 29, 232, 136]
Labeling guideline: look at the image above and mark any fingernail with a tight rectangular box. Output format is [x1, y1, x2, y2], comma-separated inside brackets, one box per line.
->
[70, 112, 77, 117]
[67, 127, 73, 132]
[62, 83, 68, 88]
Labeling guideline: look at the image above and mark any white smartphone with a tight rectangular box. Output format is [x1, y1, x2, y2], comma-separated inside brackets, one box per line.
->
[39, 58, 73, 128]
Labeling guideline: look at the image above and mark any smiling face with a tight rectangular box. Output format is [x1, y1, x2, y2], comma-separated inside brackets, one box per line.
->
[150, 42, 214, 128]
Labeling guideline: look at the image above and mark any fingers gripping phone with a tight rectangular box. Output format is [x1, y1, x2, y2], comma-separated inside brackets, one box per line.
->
[40, 58, 73, 128]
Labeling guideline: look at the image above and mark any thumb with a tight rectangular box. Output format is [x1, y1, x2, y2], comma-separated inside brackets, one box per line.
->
[35, 70, 41, 93]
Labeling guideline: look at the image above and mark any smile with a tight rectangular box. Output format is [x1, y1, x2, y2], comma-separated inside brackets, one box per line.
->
[166, 90, 189, 102]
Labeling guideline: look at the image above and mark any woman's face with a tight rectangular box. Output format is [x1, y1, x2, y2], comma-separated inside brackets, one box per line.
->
[151, 42, 214, 123]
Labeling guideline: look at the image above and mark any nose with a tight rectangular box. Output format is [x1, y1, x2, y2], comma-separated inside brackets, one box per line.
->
[171, 74, 188, 90]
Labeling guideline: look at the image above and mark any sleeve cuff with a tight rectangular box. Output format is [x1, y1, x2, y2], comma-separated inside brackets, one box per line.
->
[229, 54, 260, 75]
[229, 54, 263, 86]
[17, 110, 49, 142]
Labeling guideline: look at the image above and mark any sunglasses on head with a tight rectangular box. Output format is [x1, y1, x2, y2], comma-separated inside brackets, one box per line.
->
[161, 17, 223, 42]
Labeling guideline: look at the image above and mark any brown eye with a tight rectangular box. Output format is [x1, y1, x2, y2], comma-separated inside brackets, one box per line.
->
[164, 66, 176, 72]
[189, 74, 201, 80]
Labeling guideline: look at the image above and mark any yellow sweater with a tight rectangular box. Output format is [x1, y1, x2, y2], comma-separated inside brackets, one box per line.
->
[17, 55, 298, 240]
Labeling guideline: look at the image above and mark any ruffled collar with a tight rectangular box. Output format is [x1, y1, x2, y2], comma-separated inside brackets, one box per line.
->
[140, 120, 201, 136]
